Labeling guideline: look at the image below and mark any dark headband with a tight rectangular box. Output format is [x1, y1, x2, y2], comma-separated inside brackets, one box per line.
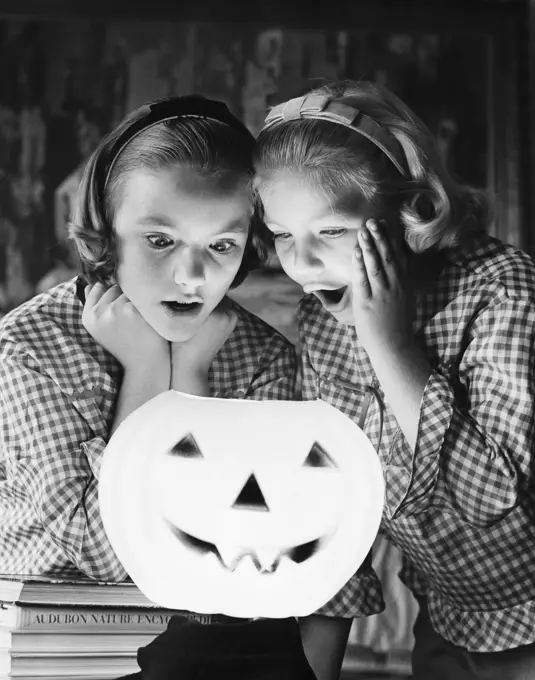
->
[103, 96, 254, 188]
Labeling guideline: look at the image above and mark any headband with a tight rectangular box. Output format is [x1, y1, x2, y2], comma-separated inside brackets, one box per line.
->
[103, 96, 254, 188]
[263, 94, 408, 177]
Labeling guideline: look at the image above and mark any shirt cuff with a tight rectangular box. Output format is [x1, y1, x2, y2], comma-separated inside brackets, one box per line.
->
[384, 368, 454, 518]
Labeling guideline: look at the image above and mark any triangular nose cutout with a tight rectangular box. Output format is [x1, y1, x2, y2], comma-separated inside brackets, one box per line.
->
[232, 474, 269, 512]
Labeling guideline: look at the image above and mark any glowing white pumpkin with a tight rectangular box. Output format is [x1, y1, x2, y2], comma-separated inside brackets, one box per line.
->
[99, 391, 384, 618]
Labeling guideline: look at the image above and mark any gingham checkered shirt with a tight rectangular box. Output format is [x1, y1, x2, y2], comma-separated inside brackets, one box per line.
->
[0, 278, 296, 581]
[301, 233, 535, 652]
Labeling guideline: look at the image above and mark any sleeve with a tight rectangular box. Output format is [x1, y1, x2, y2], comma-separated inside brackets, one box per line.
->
[386, 296, 535, 527]
[0, 346, 127, 581]
[247, 339, 298, 400]
[299, 341, 319, 401]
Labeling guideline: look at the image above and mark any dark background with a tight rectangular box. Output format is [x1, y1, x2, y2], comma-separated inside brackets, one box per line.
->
[0, 0, 530, 317]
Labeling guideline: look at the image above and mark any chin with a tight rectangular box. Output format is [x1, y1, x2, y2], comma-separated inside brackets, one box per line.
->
[328, 307, 354, 326]
[161, 325, 201, 344]
[146, 315, 201, 344]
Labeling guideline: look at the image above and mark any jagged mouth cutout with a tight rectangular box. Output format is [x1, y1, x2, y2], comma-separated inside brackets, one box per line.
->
[164, 433, 337, 574]
[167, 524, 322, 573]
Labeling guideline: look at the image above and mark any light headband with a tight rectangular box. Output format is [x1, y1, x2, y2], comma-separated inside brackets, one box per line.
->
[103, 96, 255, 189]
[263, 94, 408, 177]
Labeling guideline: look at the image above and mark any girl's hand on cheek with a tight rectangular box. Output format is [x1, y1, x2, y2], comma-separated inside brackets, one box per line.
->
[82, 282, 170, 374]
[171, 298, 237, 392]
[351, 219, 415, 354]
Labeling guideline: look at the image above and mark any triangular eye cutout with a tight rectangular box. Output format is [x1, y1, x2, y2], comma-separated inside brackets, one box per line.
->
[232, 474, 270, 511]
[303, 441, 337, 468]
[168, 433, 203, 458]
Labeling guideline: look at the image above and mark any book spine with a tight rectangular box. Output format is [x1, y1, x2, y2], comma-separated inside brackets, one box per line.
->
[0, 607, 211, 632]
[1, 632, 158, 654]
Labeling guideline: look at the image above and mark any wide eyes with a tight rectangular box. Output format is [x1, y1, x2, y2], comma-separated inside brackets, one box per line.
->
[169, 433, 203, 459]
[271, 229, 348, 241]
[303, 442, 337, 469]
[145, 234, 173, 249]
[209, 239, 238, 255]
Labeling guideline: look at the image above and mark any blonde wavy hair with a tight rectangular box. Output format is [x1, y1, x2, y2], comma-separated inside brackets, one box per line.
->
[253, 80, 489, 253]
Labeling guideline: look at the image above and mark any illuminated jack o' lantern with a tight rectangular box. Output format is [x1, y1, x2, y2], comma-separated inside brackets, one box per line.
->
[99, 391, 384, 618]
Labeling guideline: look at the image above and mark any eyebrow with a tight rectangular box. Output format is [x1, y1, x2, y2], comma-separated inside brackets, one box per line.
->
[263, 212, 352, 227]
[216, 220, 249, 235]
[134, 216, 250, 234]
[135, 216, 175, 228]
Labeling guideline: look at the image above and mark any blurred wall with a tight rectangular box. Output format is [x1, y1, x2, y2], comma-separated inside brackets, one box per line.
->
[0, 2, 527, 312]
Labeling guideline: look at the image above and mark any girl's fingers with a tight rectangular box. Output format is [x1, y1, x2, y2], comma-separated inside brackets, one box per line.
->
[85, 282, 123, 308]
[352, 242, 372, 299]
[367, 219, 399, 283]
[358, 226, 387, 290]
[84, 282, 105, 306]
[100, 284, 123, 302]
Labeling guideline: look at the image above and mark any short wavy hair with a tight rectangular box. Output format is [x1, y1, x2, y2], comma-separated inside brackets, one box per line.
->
[254, 80, 489, 253]
[69, 99, 269, 287]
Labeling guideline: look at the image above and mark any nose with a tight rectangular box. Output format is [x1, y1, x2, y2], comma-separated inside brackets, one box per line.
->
[291, 237, 323, 278]
[173, 246, 206, 288]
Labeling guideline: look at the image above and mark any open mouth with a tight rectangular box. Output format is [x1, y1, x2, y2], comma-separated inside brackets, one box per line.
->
[314, 286, 348, 307]
[162, 301, 202, 316]
[167, 522, 322, 574]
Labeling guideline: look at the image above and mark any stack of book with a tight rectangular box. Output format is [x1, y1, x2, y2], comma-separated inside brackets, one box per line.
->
[0, 573, 202, 680]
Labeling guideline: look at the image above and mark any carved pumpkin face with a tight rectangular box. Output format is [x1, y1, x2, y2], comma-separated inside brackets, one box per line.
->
[99, 391, 384, 618]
